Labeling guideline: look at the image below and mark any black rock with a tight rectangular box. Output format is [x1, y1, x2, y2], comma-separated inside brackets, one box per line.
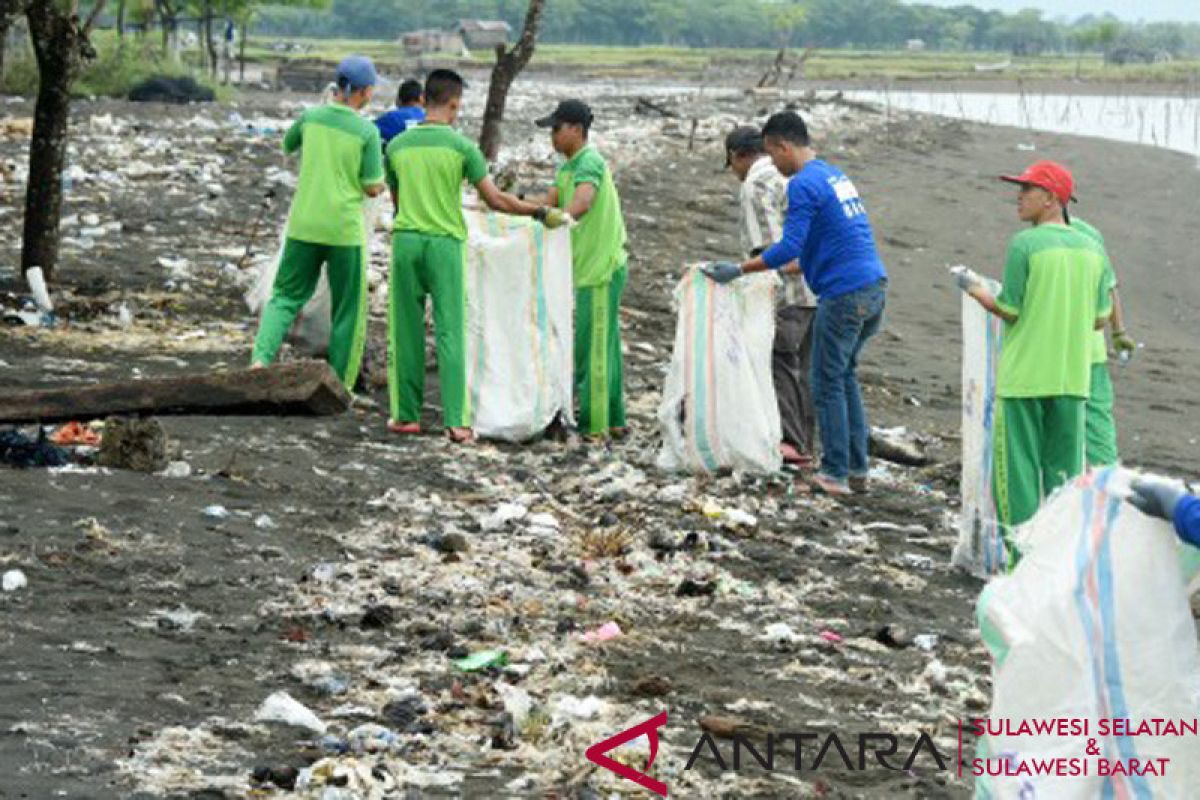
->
[419, 630, 456, 652]
[360, 605, 396, 630]
[381, 696, 428, 731]
[874, 624, 913, 650]
[599, 512, 619, 527]
[491, 711, 517, 750]
[675, 579, 717, 598]
[434, 532, 469, 553]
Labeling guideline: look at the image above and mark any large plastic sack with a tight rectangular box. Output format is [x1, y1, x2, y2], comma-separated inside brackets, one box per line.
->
[657, 266, 781, 474]
[464, 211, 574, 442]
[974, 467, 1200, 799]
[245, 196, 388, 357]
[954, 279, 1008, 577]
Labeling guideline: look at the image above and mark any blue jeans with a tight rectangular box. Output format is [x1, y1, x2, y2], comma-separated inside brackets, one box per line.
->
[810, 279, 887, 482]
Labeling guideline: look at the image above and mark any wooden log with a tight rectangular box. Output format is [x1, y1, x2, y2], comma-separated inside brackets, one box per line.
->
[0, 361, 351, 424]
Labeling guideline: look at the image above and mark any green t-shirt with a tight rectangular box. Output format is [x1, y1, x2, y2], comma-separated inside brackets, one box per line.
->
[284, 104, 384, 248]
[995, 223, 1113, 399]
[1069, 218, 1118, 365]
[385, 124, 488, 242]
[555, 145, 628, 288]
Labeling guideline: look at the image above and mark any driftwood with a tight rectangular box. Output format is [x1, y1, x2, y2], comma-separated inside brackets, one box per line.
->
[0, 361, 351, 424]
[634, 97, 677, 118]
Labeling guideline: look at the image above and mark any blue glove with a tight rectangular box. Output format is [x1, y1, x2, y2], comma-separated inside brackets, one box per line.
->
[1128, 477, 1187, 522]
[702, 261, 743, 285]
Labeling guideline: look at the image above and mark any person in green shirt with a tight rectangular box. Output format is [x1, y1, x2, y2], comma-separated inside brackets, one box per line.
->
[251, 56, 385, 390]
[1068, 219, 1137, 467]
[957, 161, 1111, 559]
[533, 99, 629, 439]
[384, 69, 565, 444]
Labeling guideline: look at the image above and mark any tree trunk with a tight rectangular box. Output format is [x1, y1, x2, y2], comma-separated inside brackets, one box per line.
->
[0, 18, 8, 81]
[22, 3, 74, 280]
[478, 0, 546, 162]
[238, 16, 249, 84]
[116, 0, 125, 41]
[21, 0, 105, 281]
[204, 5, 218, 79]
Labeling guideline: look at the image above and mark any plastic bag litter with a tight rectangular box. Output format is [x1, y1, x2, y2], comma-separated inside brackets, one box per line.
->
[255, 691, 326, 734]
[465, 211, 575, 442]
[975, 468, 1200, 799]
[954, 279, 1008, 577]
[657, 266, 782, 475]
[2, 569, 27, 592]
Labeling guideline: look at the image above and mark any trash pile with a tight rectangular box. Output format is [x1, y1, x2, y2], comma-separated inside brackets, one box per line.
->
[114, 432, 985, 797]
[0, 82, 989, 798]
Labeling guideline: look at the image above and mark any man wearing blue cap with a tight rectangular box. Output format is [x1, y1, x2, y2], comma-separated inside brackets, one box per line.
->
[251, 55, 385, 391]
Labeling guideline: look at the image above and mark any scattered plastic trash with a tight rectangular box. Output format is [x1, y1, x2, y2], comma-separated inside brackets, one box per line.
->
[554, 694, 607, 721]
[453, 649, 509, 672]
[159, 461, 192, 479]
[913, 633, 939, 652]
[49, 421, 102, 447]
[2, 569, 28, 592]
[480, 502, 528, 531]
[255, 691, 326, 734]
[202, 505, 229, 520]
[818, 630, 844, 644]
[580, 621, 623, 644]
[0, 430, 70, 468]
[254, 514, 276, 530]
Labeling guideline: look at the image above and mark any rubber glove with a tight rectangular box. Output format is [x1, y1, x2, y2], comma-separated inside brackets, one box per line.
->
[534, 206, 571, 229]
[950, 265, 983, 293]
[1112, 330, 1136, 359]
[1128, 477, 1187, 522]
[702, 261, 743, 285]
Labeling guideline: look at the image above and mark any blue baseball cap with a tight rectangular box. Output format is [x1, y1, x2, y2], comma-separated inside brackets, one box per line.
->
[336, 56, 378, 91]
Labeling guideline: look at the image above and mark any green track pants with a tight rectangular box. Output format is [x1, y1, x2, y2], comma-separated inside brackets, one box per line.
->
[388, 231, 470, 428]
[250, 238, 367, 390]
[1085, 363, 1119, 467]
[574, 264, 627, 436]
[993, 395, 1086, 563]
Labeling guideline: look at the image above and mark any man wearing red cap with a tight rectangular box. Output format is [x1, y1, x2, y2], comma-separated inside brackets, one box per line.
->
[956, 161, 1112, 553]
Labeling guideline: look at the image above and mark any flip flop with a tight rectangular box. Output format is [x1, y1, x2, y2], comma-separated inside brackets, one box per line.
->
[387, 420, 421, 435]
[445, 427, 476, 444]
[809, 473, 853, 497]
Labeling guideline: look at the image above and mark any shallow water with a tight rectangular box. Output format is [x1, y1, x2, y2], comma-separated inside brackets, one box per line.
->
[846, 89, 1200, 159]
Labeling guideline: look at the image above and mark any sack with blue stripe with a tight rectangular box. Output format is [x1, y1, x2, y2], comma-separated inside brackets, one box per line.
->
[656, 265, 781, 475]
[973, 467, 1200, 799]
[465, 211, 575, 442]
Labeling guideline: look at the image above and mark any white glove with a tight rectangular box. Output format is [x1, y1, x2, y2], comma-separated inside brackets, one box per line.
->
[950, 265, 984, 293]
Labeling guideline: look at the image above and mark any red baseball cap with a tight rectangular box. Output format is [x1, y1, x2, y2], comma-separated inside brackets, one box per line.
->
[1000, 160, 1077, 205]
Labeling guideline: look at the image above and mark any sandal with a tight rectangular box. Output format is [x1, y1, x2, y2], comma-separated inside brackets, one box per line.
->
[387, 420, 421, 435]
[809, 473, 853, 497]
[445, 427, 476, 444]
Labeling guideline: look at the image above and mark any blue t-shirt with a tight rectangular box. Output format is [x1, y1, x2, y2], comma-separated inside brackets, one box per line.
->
[762, 159, 887, 299]
[375, 106, 426, 146]
[1175, 495, 1200, 548]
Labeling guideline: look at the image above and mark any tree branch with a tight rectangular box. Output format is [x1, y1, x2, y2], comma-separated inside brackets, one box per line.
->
[82, 0, 107, 36]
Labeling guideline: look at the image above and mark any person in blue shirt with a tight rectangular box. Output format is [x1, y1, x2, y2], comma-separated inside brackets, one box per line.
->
[704, 111, 888, 497]
[375, 79, 426, 147]
[1128, 477, 1200, 548]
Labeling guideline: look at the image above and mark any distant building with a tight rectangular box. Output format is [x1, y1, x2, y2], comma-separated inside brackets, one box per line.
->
[458, 19, 511, 50]
[906, 39, 926, 52]
[401, 29, 466, 57]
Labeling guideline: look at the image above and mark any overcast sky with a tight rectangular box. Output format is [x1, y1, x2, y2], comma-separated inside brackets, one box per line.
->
[908, 0, 1200, 23]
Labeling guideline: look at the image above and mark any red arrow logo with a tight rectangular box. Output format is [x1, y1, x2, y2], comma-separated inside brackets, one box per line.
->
[585, 711, 669, 797]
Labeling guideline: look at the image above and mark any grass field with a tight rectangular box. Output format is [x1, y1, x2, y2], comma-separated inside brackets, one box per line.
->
[244, 37, 1200, 84]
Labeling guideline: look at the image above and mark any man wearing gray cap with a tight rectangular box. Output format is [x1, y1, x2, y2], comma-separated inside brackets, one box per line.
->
[726, 125, 817, 470]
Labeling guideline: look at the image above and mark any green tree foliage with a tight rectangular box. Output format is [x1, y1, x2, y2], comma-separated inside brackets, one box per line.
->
[252, 0, 1200, 57]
